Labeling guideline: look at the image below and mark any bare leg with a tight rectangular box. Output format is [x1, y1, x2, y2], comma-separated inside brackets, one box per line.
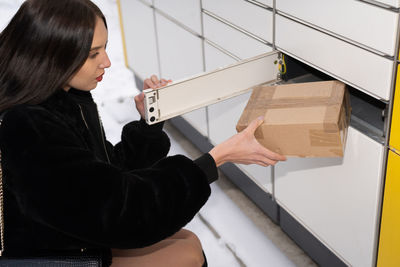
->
[111, 229, 204, 267]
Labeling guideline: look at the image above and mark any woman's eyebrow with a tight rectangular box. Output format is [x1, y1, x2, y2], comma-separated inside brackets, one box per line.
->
[90, 41, 108, 51]
[90, 46, 102, 51]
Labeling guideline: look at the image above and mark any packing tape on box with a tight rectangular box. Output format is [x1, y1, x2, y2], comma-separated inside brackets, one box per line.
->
[244, 84, 344, 132]
[236, 81, 350, 155]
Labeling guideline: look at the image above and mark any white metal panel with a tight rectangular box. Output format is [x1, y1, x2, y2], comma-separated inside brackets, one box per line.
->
[155, 13, 206, 135]
[256, 0, 273, 7]
[144, 51, 279, 124]
[181, 109, 208, 137]
[156, 14, 203, 80]
[275, 127, 384, 267]
[276, 0, 399, 56]
[203, 14, 273, 60]
[202, 0, 273, 43]
[276, 15, 393, 101]
[204, 43, 273, 192]
[208, 92, 251, 146]
[153, 0, 202, 34]
[375, 0, 400, 8]
[119, 0, 159, 79]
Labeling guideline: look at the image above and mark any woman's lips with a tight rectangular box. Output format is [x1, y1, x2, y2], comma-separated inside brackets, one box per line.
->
[96, 74, 104, 82]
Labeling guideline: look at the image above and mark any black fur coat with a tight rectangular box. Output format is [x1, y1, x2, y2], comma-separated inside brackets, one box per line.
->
[0, 89, 217, 261]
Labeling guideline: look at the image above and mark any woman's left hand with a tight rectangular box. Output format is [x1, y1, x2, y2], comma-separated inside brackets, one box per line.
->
[134, 75, 172, 119]
[209, 117, 286, 167]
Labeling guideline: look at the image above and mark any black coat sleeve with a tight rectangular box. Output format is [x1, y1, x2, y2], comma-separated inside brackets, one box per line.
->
[110, 119, 171, 170]
[0, 108, 211, 249]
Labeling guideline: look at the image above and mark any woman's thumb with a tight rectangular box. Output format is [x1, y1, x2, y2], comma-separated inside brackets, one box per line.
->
[246, 116, 264, 133]
[135, 92, 144, 100]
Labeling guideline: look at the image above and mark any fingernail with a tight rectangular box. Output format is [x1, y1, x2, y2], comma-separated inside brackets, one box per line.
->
[258, 116, 264, 121]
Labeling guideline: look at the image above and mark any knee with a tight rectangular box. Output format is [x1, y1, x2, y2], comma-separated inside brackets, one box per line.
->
[182, 242, 205, 267]
[179, 229, 202, 250]
[173, 229, 205, 266]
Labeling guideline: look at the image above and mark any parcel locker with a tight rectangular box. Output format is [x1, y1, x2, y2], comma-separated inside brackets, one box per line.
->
[118, 1, 399, 266]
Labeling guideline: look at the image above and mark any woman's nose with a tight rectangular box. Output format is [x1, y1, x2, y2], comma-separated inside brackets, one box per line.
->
[99, 51, 111, 69]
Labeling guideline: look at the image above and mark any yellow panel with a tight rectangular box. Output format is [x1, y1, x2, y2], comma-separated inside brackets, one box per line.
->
[116, 0, 129, 68]
[378, 151, 400, 267]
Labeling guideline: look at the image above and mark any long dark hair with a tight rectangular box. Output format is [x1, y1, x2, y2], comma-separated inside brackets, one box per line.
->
[0, 0, 107, 112]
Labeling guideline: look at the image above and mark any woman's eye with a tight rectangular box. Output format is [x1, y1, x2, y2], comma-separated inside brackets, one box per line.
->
[90, 52, 99, 59]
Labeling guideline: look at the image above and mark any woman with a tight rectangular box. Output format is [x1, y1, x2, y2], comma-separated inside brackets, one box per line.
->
[0, 0, 286, 266]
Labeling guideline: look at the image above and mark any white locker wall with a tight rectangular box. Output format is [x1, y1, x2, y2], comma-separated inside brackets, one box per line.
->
[119, 0, 159, 79]
[202, 0, 273, 43]
[155, 13, 208, 136]
[276, 0, 399, 56]
[276, 15, 394, 101]
[275, 128, 385, 266]
[119, 0, 395, 265]
[153, 0, 202, 34]
[203, 14, 272, 59]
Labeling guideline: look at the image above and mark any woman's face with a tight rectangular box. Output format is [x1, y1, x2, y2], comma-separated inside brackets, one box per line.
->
[65, 18, 111, 91]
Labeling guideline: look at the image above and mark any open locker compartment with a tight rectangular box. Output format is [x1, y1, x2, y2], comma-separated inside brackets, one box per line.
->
[281, 55, 388, 144]
[144, 51, 387, 146]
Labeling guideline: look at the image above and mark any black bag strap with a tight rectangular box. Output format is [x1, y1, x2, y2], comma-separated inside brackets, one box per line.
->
[0, 112, 5, 256]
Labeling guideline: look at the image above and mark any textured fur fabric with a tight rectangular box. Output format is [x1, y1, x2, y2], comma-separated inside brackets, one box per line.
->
[0, 89, 211, 259]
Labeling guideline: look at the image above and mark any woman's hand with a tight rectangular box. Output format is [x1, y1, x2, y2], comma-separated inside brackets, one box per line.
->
[135, 75, 172, 119]
[209, 117, 286, 167]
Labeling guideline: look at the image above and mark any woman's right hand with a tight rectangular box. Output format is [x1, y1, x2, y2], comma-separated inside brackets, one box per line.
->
[142, 75, 172, 91]
[134, 75, 172, 119]
[209, 117, 286, 167]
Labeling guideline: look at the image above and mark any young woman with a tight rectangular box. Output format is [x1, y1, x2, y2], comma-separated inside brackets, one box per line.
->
[0, 0, 286, 266]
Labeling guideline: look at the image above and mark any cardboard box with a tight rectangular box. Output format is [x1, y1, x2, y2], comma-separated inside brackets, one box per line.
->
[236, 80, 351, 157]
